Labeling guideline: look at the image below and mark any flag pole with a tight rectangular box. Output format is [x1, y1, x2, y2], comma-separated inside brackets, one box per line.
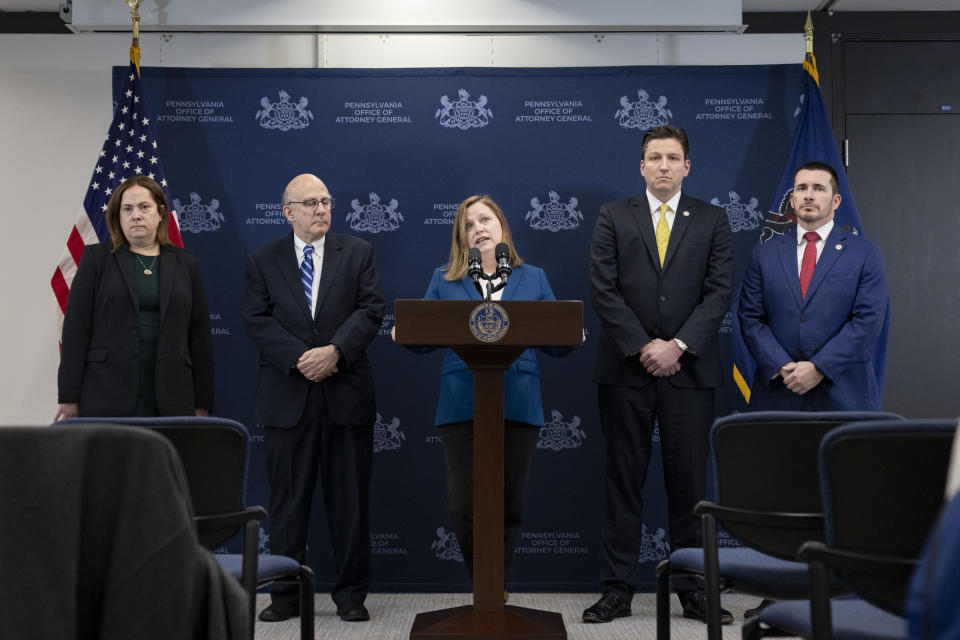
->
[729, 9, 824, 405]
[126, 0, 142, 75]
[803, 10, 819, 86]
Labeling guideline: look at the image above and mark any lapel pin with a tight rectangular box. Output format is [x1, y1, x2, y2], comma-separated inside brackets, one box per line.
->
[682, 210, 690, 217]
[835, 244, 842, 250]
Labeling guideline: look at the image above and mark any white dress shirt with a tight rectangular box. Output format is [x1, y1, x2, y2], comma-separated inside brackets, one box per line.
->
[646, 189, 683, 232]
[643, 189, 691, 353]
[796, 219, 834, 273]
[294, 234, 325, 317]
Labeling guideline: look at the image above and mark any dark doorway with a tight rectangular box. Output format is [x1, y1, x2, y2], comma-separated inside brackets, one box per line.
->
[841, 39, 960, 417]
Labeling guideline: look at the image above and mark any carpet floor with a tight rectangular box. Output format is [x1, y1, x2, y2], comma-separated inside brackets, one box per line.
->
[252, 592, 801, 639]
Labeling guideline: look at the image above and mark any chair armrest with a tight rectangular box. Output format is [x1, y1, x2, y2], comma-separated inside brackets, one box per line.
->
[695, 500, 823, 530]
[798, 541, 916, 578]
[195, 506, 268, 550]
[800, 540, 918, 624]
[195, 506, 267, 531]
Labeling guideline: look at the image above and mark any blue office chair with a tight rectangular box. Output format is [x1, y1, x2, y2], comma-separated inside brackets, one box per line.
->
[60, 416, 315, 640]
[752, 419, 957, 639]
[655, 411, 902, 640]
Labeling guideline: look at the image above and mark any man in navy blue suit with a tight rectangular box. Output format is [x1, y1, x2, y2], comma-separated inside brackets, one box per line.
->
[739, 161, 887, 411]
[243, 173, 384, 623]
[586, 126, 734, 625]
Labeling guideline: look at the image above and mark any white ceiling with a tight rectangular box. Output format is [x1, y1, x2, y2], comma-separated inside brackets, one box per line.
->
[3, 0, 959, 13]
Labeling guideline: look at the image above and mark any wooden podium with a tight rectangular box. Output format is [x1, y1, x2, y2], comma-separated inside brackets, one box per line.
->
[395, 299, 582, 640]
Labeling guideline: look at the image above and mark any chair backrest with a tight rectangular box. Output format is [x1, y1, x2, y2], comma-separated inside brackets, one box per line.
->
[819, 419, 956, 614]
[60, 416, 250, 549]
[710, 410, 902, 559]
[0, 423, 246, 638]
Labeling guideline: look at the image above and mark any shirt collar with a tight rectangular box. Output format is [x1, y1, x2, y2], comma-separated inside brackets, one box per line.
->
[646, 189, 682, 216]
[796, 219, 834, 245]
[294, 233, 326, 257]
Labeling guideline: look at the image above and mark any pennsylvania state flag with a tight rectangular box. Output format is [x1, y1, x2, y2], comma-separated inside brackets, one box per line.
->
[730, 57, 890, 407]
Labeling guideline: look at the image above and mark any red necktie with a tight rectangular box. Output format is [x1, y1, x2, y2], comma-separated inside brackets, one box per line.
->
[799, 231, 820, 299]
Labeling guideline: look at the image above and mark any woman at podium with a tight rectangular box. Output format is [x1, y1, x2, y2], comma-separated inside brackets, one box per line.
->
[403, 194, 571, 584]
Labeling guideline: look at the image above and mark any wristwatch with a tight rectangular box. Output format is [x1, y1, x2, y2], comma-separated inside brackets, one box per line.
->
[674, 338, 688, 353]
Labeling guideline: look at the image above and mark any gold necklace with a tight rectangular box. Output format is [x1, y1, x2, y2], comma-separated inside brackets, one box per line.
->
[133, 252, 158, 275]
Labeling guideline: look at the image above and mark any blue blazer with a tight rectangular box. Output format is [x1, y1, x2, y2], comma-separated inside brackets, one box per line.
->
[423, 264, 559, 427]
[738, 224, 886, 411]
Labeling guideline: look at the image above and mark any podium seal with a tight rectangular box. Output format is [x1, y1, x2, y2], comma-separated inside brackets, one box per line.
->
[468, 302, 509, 342]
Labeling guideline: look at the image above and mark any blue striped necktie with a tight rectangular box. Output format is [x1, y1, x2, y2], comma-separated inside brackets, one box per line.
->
[301, 244, 314, 312]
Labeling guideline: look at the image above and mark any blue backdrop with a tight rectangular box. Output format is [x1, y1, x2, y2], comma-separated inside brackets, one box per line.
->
[121, 63, 807, 592]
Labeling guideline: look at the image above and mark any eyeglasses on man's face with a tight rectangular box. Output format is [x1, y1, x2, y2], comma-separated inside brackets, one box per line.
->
[288, 197, 335, 210]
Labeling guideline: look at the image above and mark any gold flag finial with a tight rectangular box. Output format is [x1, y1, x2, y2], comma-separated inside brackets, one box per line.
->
[802, 10, 820, 86]
[126, 0, 142, 74]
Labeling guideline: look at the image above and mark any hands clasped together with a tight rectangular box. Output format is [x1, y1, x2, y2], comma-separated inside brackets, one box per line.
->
[297, 344, 340, 381]
[778, 361, 824, 395]
[638, 338, 682, 377]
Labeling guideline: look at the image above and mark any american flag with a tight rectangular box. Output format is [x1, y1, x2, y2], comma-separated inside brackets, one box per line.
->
[51, 61, 182, 334]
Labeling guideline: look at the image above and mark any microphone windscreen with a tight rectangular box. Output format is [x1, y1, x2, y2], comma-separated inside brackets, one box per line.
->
[468, 247, 482, 263]
[495, 243, 510, 261]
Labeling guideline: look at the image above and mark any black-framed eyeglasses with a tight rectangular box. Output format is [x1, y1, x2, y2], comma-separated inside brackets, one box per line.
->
[287, 197, 335, 210]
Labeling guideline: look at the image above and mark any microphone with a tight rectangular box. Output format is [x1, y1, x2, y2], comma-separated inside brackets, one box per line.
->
[467, 247, 483, 283]
[495, 242, 512, 283]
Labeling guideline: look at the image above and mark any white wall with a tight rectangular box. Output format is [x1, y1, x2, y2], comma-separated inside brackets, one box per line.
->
[0, 30, 801, 424]
[66, 0, 743, 32]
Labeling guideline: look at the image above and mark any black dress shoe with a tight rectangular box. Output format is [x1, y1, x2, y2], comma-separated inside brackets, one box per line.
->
[337, 601, 370, 622]
[582, 590, 631, 623]
[681, 591, 734, 625]
[744, 598, 776, 618]
[258, 601, 299, 622]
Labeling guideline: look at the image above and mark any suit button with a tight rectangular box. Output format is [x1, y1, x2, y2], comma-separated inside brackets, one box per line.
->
[313, 329, 319, 335]
[653, 327, 660, 335]
[800, 316, 807, 323]
[659, 295, 667, 302]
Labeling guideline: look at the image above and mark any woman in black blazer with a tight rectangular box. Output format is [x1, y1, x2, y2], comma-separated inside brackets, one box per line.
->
[56, 176, 214, 419]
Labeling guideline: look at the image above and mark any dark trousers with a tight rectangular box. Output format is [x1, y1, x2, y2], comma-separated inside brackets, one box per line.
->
[440, 420, 540, 580]
[597, 380, 713, 604]
[264, 382, 373, 606]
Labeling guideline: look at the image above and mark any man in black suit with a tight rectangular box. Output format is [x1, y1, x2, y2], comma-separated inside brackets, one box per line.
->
[585, 126, 734, 624]
[243, 173, 384, 623]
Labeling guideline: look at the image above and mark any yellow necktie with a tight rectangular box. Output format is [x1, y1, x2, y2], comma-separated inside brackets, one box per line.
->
[656, 203, 670, 266]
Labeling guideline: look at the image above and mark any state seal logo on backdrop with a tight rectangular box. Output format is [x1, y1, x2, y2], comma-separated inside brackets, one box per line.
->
[431, 526, 464, 562]
[637, 524, 671, 563]
[711, 191, 763, 233]
[615, 89, 672, 130]
[373, 412, 405, 453]
[173, 193, 224, 233]
[526, 191, 583, 232]
[537, 409, 586, 451]
[468, 302, 509, 343]
[256, 90, 313, 131]
[435, 89, 493, 130]
[346, 193, 404, 233]
[258, 527, 270, 554]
